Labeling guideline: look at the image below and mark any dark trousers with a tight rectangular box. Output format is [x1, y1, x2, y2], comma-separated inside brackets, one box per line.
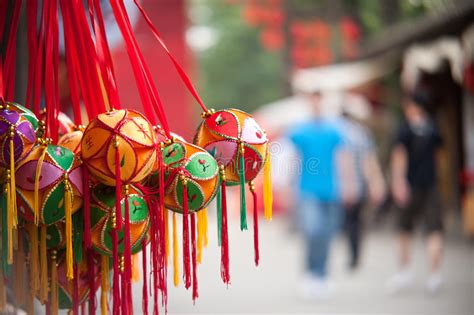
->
[344, 201, 364, 268]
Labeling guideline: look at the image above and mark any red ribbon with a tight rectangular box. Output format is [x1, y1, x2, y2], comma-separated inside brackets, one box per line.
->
[133, 0, 208, 113]
[109, 0, 172, 138]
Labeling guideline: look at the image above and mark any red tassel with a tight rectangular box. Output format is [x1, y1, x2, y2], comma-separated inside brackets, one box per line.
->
[142, 239, 148, 315]
[83, 168, 91, 249]
[158, 159, 168, 311]
[115, 137, 123, 230]
[87, 249, 96, 314]
[73, 263, 79, 315]
[182, 180, 191, 289]
[123, 190, 133, 313]
[111, 226, 120, 315]
[220, 181, 230, 284]
[250, 187, 260, 266]
[148, 199, 159, 315]
[190, 214, 199, 302]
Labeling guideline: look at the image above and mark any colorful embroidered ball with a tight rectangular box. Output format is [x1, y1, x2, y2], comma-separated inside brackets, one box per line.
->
[162, 140, 219, 213]
[40, 111, 75, 138]
[15, 144, 83, 225]
[0, 103, 37, 168]
[194, 108, 268, 184]
[90, 184, 150, 256]
[55, 253, 100, 309]
[58, 129, 83, 154]
[81, 109, 157, 186]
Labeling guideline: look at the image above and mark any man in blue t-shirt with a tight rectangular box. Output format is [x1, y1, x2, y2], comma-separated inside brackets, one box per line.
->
[288, 92, 355, 299]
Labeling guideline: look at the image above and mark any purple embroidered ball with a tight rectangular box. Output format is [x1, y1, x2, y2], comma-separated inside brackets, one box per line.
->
[0, 103, 38, 168]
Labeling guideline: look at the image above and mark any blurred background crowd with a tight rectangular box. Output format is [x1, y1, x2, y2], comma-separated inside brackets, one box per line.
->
[12, 0, 474, 314]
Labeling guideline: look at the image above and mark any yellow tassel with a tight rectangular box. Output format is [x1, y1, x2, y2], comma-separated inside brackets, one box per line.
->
[6, 181, 13, 264]
[202, 207, 208, 248]
[50, 251, 58, 315]
[64, 179, 73, 280]
[13, 239, 26, 306]
[34, 145, 48, 225]
[101, 255, 110, 315]
[39, 225, 48, 303]
[0, 269, 6, 311]
[197, 210, 202, 264]
[132, 254, 139, 282]
[263, 150, 273, 221]
[9, 137, 17, 229]
[28, 223, 39, 293]
[172, 212, 179, 287]
[27, 285, 35, 315]
[164, 208, 169, 266]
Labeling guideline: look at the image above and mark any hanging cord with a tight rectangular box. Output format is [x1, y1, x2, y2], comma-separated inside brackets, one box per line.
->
[249, 181, 260, 266]
[132, 0, 208, 112]
[109, 0, 172, 137]
[218, 165, 230, 284]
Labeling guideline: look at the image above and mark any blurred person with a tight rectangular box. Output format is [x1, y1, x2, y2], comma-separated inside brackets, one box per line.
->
[336, 94, 386, 270]
[387, 91, 443, 294]
[288, 91, 355, 299]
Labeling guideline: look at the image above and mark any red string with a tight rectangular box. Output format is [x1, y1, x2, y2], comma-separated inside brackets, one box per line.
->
[123, 193, 133, 313]
[2, 0, 21, 101]
[87, 248, 96, 315]
[182, 180, 191, 289]
[158, 156, 168, 312]
[60, 0, 93, 121]
[32, 0, 45, 118]
[25, 0, 38, 109]
[133, 0, 208, 112]
[91, 0, 121, 109]
[220, 181, 230, 284]
[251, 189, 260, 266]
[109, 0, 172, 138]
[115, 144, 123, 230]
[111, 227, 120, 315]
[142, 239, 148, 315]
[190, 213, 199, 302]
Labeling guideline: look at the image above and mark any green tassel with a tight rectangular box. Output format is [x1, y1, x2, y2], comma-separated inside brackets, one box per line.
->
[217, 184, 222, 247]
[73, 213, 83, 263]
[239, 154, 248, 231]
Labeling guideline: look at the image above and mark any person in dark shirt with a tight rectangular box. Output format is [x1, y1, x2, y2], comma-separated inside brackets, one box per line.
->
[387, 92, 444, 294]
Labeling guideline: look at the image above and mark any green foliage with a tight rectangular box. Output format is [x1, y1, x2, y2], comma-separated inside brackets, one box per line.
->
[192, 1, 285, 113]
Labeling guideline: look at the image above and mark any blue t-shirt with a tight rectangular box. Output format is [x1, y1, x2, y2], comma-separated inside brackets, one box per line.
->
[288, 119, 343, 202]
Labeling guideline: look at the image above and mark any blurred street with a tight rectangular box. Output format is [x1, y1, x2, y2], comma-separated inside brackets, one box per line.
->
[137, 216, 474, 314]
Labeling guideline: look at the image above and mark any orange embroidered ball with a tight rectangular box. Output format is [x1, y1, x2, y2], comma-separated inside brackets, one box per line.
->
[194, 108, 268, 184]
[81, 109, 157, 186]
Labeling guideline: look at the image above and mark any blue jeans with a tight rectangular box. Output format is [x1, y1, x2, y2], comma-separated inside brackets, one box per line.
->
[299, 198, 342, 278]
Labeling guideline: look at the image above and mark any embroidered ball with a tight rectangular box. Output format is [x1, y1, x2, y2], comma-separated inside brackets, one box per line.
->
[194, 108, 268, 184]
[58, 129, 83, 154]
[40, 111, 75, 138]
[55, 253, 100, 309]
[0, 103, 37, 168]
[81, 109, 157, 186]
[162, 140, 219, 213]
[15, 144, 83, 225]
[90, 184, 150, 256]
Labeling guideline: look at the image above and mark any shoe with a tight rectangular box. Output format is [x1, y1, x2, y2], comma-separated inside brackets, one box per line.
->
[386, 269, 414, 294]
[426, 273, 443, 295]
[300, 274, 334, 300]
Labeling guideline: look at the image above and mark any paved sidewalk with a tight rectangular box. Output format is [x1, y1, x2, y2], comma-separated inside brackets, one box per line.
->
[157, 216, 474, 315]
